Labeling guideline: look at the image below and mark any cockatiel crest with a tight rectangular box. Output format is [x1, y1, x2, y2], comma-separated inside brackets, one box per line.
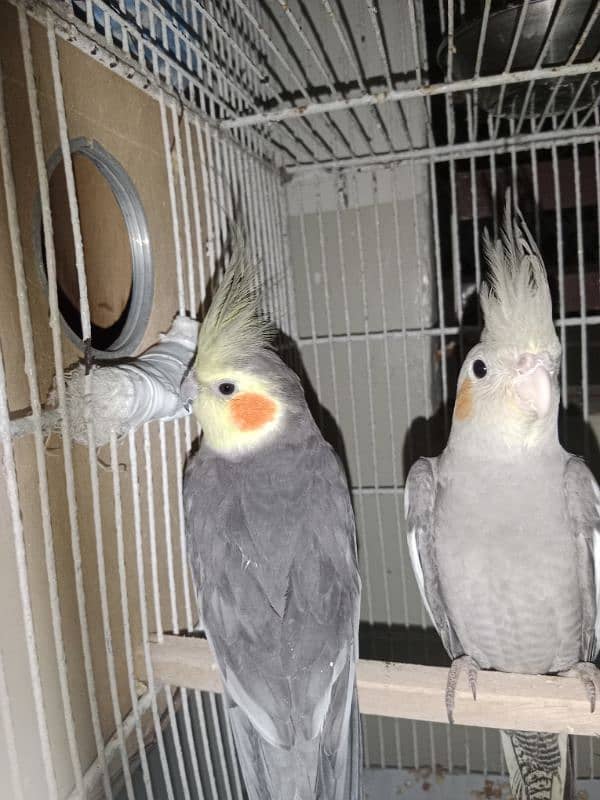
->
[186, 243, 287, 456]
[195, 243, 272, 377]
[480, 208, 561, 365]
[451, 206, 561, 448]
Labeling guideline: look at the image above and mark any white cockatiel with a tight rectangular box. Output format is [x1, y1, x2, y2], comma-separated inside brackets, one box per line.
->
[406, 203, 600, 800]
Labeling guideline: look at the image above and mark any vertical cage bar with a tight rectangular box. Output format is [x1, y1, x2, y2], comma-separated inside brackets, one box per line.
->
[0, 647, 24, 800]
[0, 347, 58, 798]
[158, 418, 181, 636]
[143, 425, 164, 641]
[349, 170, 390, 767]
[190, 109, 238, 800]
[372, 167, 418, 769]
[160, 92, 187, 316]
[314, 183, 342, 429]
[331, 174, 372, 627]
[109, 433, 156, 799]
[260, 161, 284, 325]
[0, 44, 85, 795]
[552, 146, 569, 409]
[254, 158, 277, 319]
[48, 18, 136, 795]
[573, 142, 589, 453]
[129, 429, 176, 800]
[19, 11, 113, 795]
[172, 103, 198, 315]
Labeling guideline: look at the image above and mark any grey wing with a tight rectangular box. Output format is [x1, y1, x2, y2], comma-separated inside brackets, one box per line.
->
[184, 450, 293, 748]
[405, 456, 462, 659]
[564, 457, 600, 661]
[184, 438, 360, 755]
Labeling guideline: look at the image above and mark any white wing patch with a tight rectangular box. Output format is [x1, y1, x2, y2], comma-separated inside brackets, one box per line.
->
[407, 527, 437, 631]
[594, 528, 600, 656]
[592, 479, 600, 658]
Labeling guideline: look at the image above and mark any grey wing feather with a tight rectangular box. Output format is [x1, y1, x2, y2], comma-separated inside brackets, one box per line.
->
[564, 457, 600, 661]
[228, 687, 361, 800]
[184, 435, 361, 799]
[405, 457, 462, 659]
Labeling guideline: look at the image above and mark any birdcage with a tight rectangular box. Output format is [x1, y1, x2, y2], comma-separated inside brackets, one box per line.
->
[1, 0, 600, 798]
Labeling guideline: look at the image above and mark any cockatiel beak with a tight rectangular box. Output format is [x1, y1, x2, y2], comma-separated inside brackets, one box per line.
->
[512, 352, 552, 418]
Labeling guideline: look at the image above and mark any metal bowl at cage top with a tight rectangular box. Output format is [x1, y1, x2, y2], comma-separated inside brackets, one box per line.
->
[438, 0, 600, 119]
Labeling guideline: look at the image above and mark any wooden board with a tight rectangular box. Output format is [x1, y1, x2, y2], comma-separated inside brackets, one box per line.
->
[135, 634, 600, 736]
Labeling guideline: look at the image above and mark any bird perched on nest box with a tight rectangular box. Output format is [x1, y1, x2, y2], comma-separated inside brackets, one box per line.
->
[405, 201, 600, 800]
[182, 245, 362, 800]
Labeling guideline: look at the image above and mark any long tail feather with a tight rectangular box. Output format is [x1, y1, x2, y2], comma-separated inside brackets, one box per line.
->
[501, 730, 573, 800]
[227, 690, 362, 800]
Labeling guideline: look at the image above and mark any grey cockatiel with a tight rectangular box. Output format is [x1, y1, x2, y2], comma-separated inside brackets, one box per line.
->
[405, 204, 600, 800]
[182, 246, 362, 800]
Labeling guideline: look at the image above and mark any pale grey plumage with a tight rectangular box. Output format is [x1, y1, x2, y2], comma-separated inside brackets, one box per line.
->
[406, 204, 600, 800]
[183, 250, 361, 799]
[408, 450, 594, 674]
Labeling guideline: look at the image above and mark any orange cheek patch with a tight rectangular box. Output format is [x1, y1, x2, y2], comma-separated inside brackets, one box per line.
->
[454, 378, 473, 421]
[229, 392, 277, 432]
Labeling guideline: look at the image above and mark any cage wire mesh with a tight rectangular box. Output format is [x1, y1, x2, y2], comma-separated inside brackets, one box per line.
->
[0, 0, 600, 797]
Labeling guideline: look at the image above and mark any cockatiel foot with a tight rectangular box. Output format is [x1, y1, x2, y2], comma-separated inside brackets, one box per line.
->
[445, 655, 479, 724]
[559, 662, 600, 713]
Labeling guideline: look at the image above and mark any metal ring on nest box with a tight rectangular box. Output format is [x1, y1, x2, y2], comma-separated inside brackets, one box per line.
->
[33, 137, 154, 360]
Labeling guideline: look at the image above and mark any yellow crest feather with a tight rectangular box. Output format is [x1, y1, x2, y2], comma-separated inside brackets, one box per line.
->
[480, 199, 561, 363]
[195, 240, 272, 376]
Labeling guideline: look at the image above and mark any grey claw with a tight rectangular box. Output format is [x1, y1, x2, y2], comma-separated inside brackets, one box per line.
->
[560, 662, 600, 714]
[445, 655, 479, 725]
[583, 677, 595, 713]
[468, 668, 477, 701]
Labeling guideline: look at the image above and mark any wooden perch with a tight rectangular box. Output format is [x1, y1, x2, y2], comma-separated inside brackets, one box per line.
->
[135, 634, 600, 736]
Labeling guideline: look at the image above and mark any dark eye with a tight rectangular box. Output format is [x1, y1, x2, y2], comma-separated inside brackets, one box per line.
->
[472, 359, 487, 379]
[218, 382, 236, 396]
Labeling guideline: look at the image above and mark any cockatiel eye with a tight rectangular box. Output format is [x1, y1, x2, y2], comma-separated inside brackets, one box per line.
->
[472, 359, 487, 379]
[218, 381, 236, 396]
